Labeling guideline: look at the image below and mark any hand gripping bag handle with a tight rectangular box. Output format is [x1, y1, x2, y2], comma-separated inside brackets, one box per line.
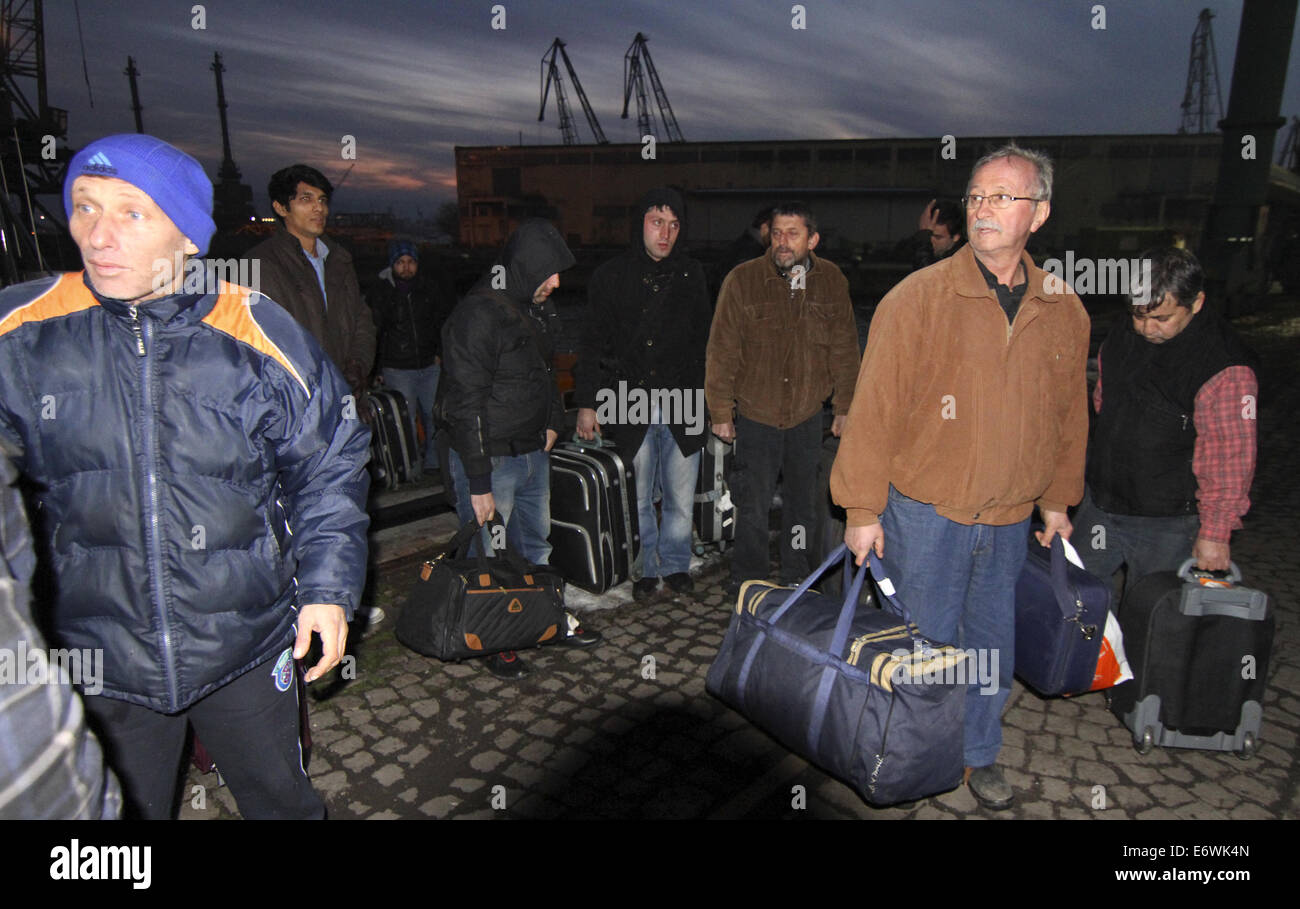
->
[449, 517, 536, 583]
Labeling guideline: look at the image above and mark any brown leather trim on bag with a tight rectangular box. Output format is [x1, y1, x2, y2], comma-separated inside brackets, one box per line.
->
[421, 562, 433, 581]
[464, 633, 483, 650]
[539, 624, 558, 641]
[479, 573, 492, 587]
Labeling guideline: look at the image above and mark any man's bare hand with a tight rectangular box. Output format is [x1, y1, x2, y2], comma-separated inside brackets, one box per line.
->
[544, 428, 559, 452]
[1035, 509, 1072, 547]
[471, 492, 496, 525]
[831, 415, 847, 438]
[294, 603, 348, 683]
[918, 198, 940, 233]
[845, 523, 884, 566]
[576, 408, 600, 441]
[1194, 537, 1230, 572]
[713, 421, 735, 443]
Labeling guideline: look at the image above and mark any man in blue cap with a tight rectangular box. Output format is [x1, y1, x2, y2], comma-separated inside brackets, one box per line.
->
[0, 134, 371, 818]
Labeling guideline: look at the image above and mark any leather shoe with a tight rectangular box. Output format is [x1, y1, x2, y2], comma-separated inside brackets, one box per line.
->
[965, 765, 1013, 810]
[632, 577, 659, 602]
[559, 623, 602, 648]
[664, 572, 694, 594]
[721, 577, 742, 598]
[485, 650, 529, 680]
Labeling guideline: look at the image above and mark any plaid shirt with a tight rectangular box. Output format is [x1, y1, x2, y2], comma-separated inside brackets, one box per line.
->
[1094, 363, 1257, 542]
[0, 456, 121, 819]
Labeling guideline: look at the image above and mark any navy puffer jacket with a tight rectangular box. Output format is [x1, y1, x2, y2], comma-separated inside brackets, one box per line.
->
[0, 272, 370, 713]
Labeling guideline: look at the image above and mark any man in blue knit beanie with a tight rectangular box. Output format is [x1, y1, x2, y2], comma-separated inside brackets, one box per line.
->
[0, 133, 370, 818]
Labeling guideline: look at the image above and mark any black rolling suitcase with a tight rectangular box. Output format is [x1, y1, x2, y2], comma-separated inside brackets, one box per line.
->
[548, 438, 639, 593]
[367, 388, 417, 490]
[1109, 560, 1272, 758]
[694, 434, 735, 548]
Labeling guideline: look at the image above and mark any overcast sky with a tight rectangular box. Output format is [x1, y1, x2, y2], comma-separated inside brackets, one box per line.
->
[36, 0, 1300, 218]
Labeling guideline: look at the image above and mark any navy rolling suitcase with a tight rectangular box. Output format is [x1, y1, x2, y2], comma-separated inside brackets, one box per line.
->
[1109, 560, 1272, 758]
[1013, 534, 1112, 696]
[706, 545, 968, 806]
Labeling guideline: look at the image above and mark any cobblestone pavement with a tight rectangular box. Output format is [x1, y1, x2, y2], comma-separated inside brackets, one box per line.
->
[180, 299, 1300, 821]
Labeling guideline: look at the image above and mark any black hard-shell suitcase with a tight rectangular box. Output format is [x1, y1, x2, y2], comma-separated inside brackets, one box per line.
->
[1109, 560, 1272, 758]
[694, 434, 735, 547]
[367, 388, 417, 489]
[548, 438, 640, 593]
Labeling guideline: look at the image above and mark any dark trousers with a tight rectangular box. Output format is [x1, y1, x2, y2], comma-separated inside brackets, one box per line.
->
[83, 652, 324, 820]
[730, 411, 823, 585]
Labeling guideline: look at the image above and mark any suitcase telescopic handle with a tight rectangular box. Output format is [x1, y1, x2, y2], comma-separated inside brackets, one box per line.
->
[1177, 558, 1241, 585]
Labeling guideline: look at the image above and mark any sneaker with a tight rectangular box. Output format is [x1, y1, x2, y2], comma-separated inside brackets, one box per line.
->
[366, 606, 386, 627]
[632, 577, 659, 602]
[965, 765, 1014, 811]
[664, 572, 694, 594]
[485, 650, 529, 680]
[559, 621, 603, 648]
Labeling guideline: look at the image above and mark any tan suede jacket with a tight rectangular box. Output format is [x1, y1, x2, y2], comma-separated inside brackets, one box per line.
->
[705, 252, 860, 429]
[830, 244, 1090, 528]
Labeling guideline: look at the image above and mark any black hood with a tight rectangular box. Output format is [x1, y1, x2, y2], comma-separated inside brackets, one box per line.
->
[485, 218, 576, 304]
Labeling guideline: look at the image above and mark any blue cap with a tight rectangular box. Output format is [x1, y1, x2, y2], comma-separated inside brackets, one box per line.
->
[388, 238, 419, 268]
[64, 134, 217, 256]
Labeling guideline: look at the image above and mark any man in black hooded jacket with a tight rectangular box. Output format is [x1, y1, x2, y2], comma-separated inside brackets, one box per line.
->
[436, 219, 600, 679]
[574, 188, 712, 600]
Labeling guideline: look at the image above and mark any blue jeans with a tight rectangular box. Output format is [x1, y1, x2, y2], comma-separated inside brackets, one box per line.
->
[879, 486, 1030, 768]
[446, 446, 551, 565]
[382, 364, 440, 471]
[633, 424, 700, 579]
[1071, 485, 1199, 596]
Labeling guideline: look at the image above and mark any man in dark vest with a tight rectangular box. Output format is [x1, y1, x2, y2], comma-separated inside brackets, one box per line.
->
[1075, 246, 1259, 589]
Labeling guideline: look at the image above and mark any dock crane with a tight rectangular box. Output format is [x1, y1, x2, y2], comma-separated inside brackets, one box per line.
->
[622, 32, 683, 143]
[538, 38, 607, 145]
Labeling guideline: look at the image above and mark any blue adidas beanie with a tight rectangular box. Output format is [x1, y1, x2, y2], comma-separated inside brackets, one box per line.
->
[63, 134, 217, 256]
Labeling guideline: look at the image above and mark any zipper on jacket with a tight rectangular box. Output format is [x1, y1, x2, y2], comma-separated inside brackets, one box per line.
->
[137, 315, 180, 709]
[130, 304, 146, 357]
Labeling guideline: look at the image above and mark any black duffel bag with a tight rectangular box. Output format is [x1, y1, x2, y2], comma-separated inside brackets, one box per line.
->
[396, 518, 568, 660]
[706, 545, 968, 806]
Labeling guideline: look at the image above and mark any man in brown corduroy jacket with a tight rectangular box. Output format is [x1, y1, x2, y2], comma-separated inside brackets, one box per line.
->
[832, 143, 1090, 811]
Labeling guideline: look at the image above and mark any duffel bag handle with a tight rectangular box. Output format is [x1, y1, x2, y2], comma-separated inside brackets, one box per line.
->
[867, 551, 921, 634]
[450, 517, 539, 583]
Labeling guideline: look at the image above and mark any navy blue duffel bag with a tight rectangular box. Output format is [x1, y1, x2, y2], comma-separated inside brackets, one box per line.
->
[706, 545, 968, 806]
[1013, 533, 1112, 696]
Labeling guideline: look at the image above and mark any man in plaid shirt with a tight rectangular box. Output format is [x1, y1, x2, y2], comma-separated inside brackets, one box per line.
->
[1075, 246, 1259, 590]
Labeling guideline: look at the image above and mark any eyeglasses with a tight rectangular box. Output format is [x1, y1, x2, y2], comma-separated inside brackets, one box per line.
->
[962, 194, 1042, 210]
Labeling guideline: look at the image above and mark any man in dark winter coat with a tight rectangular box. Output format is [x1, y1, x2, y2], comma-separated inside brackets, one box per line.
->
[575, 188, 712, 600]
[369, 239, 457, 478]
[0, 134, 368, 818]
[436, 219, 601, 679]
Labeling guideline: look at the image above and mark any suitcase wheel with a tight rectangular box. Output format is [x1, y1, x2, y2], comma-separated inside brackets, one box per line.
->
[1237, 731, 1257, 761]
[1137, 727, 1154, 755]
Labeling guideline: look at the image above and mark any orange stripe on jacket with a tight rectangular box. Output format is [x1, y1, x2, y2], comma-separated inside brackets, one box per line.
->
[201, 282, 310, 395]
[0, 272, 99, 338]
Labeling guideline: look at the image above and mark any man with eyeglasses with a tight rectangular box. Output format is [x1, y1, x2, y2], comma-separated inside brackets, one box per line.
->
[832, 144, 1089, 810]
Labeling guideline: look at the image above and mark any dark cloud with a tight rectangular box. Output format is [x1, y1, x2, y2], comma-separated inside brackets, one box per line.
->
[35, 0, 1300, 218]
